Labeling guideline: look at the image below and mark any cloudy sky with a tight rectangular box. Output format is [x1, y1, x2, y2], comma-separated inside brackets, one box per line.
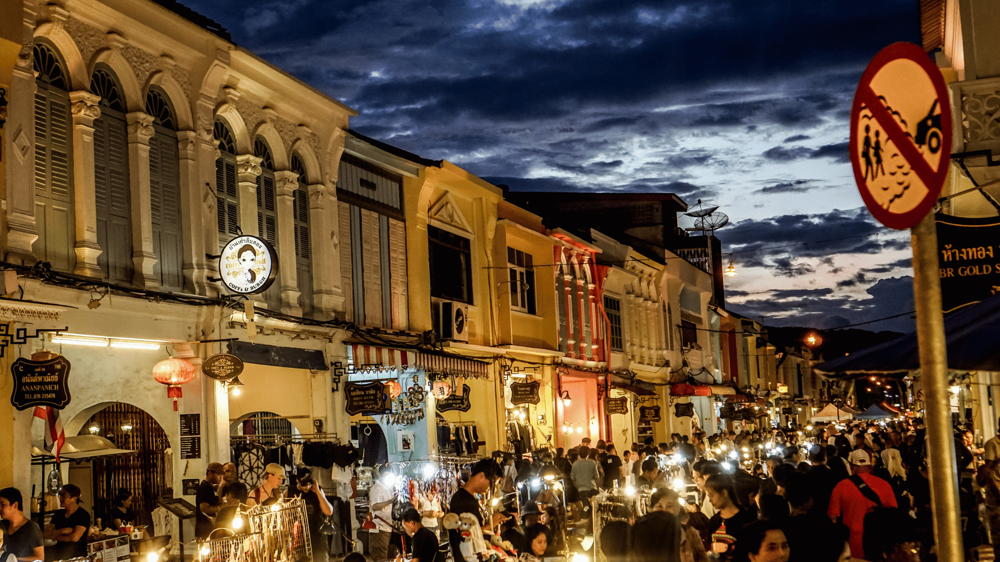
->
[182, 0, 921, 332]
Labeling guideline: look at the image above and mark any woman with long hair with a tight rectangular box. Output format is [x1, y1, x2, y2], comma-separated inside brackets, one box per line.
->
[650, 488, 708, 562]
[631, 511, 681, 562]
[705, 474, 756, 562]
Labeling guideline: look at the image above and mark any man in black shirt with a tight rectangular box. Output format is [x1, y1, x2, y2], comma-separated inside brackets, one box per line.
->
[602, 445, 623, 489]
[448, 459, 504, 560]
[401, 508, 437, 562]
[196, 462, 224, 540]
[290, 470, 334, 562]
[0, 487, 44, 562]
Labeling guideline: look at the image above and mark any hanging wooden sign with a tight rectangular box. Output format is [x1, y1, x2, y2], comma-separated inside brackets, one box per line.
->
[605, 397, 629, 415]
[10, 355, 72, 410]
[674, 403, 695, 418]
[510, 381, 541, 405]
[202, 353, 244, 381]
[719, 404, 737, 419]
[436, 384, 472, 412]
[345, 381, 390, 416]
[639, 405, 662, 422]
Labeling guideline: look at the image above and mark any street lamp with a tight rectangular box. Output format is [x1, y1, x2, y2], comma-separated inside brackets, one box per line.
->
[561, 390, 572, 407]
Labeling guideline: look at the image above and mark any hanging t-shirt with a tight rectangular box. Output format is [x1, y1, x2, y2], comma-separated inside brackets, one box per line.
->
[47, 508, 91, 560]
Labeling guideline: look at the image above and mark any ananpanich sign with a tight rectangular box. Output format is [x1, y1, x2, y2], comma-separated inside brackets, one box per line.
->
[10, 356, 71, 410]
[936, 213, 1000, 312]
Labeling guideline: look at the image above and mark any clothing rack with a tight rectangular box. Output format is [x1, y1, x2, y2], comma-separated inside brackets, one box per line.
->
[439, 420, 477, 426]
[230, 432, 342, 445]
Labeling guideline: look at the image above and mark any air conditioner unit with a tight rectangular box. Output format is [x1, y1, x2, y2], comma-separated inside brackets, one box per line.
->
[439, 300, 469, 342]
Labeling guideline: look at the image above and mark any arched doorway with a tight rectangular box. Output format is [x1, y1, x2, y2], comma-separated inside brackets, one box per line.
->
[81, 403, 169, 527]
[229, 411, 301, 490]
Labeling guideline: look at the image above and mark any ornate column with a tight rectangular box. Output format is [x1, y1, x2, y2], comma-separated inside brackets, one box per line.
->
[235, 154, 262, 305]
[308, 182, 343, 319]
[69, 91, 102, 278]
[6, 44, 38, 263]
[126, 112, 158, 288]
[274, 170, 301, 316]
[176, 129, 207, 294]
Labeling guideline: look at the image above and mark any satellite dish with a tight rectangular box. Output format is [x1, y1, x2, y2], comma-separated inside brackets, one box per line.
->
[683, 199, 719, 218]
[684, 212, 730, 235]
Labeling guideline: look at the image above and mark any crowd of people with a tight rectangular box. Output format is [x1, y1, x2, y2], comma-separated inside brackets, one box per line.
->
[556, 417, 992, 562]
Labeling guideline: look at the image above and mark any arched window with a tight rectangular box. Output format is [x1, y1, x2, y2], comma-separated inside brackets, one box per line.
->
[32, 42, 75, 272]
[91, 66, 133, 284]
[146, 87, 183, 291]
[215, 120, 238, 250]
[254, 138, 280, 310]
[291, 155, 312, 316]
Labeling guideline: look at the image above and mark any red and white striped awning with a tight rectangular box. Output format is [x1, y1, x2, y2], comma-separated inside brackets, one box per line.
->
[349, 345, 490, 378]
[350, 344, 414, 372]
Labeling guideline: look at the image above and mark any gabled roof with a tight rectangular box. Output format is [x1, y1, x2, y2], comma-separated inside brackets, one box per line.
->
[150, 0, 231, 41]
[347, 130, 442, 168]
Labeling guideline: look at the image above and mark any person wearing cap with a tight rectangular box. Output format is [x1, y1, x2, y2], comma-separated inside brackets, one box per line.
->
[827, 449, 897, 559]
[247, 463, 285, 508]
[196, 463, 224, 540]
[289, 469, 333, 562]
[42, 484, 89, 562]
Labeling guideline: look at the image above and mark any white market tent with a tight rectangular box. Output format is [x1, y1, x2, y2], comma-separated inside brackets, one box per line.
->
[812, 403, 855, 422]
[854, 404, 893, 420]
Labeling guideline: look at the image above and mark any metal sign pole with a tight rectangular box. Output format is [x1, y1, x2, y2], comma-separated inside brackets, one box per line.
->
[911, 213, 963, 562]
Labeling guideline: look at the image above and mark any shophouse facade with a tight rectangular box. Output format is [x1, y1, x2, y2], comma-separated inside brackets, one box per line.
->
[0, 0, 358, 530]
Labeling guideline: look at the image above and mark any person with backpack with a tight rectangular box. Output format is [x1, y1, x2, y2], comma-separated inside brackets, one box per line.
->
[827, 449, 897, 560]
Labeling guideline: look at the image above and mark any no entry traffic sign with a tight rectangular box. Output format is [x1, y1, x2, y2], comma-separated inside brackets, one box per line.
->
[849, 42, 952, 230]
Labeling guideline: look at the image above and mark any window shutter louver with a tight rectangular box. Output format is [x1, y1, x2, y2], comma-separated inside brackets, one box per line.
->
[93, 100, 133, 284]
[149, 113, 183, 292]
[32, 84, 75, 272]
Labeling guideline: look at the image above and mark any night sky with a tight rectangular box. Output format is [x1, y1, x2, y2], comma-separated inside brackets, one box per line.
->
[181, 0, 922, 332]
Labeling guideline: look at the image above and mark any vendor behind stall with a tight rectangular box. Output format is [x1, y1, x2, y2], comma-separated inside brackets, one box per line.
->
[109, 489, 134, 530]
[43, 485, 90, 562]
[0, 488, 44, 562]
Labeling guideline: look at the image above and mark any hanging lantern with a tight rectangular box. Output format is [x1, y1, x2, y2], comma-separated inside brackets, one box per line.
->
[152, 357, 196, 411]
[432, 380, 452, 399]
[725, 261, 737, 277]
[385, 380, 402, 399]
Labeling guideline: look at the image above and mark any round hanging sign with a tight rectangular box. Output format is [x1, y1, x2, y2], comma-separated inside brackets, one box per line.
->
[218, 235, 278, 294]
[202, 353, 245, 382]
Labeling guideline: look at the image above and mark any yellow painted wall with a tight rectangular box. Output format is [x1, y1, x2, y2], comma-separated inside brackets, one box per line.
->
[227, 363, 315, 437]
[493, 221, 559, 350]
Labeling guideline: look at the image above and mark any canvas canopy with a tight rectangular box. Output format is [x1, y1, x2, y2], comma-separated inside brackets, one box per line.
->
[854, 404, 893, 420]
[812, 403, 854, 421]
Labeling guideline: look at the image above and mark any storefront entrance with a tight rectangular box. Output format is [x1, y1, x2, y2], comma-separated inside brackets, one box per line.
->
[560, 375, 601, 447]
[80, 403, 168, 527]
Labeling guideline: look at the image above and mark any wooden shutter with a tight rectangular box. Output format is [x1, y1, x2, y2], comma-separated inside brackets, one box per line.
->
[216, 155, 238, 250]
[94, 111, 133, 284]
[388, 218, 408, 329]
[256, 170, 280, 310]
[294, 186, 312, 316]
[360, 208, 383, 327]
[149, 128, 183, 291]
[32, 86, 75, 272]
[339, 201, 354, 322]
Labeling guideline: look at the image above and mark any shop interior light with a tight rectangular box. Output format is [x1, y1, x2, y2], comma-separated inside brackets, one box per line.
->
[423, 463, 438, 479]
[88, 423, 100, 434]
[121, 421, 133, 433]
[51, 334, 109, 347]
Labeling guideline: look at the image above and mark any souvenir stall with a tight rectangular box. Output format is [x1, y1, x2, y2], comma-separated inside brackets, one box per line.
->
[196, 496, 311, 562]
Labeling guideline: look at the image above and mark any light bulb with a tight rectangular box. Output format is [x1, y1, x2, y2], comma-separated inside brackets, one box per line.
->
[147, 553, 159, 562]
[424, 463, 438, 478]
[232, 387, 241, 396]
[672, 478, 684, 491]
[200, 546, 210, 557]
[624, 485, 636, 497]
[233, 515, 243, 529]
[491, 498, 501, 506]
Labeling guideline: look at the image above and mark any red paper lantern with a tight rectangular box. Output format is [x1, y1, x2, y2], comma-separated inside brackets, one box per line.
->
[152, 357, 196, 411]
[385, 380, 402, 399]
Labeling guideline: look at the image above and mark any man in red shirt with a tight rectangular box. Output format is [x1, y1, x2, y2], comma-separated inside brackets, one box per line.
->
[828, 449, 897, 559]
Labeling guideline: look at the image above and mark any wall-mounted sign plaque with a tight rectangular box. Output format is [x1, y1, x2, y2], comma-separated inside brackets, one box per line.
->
[639, 406, 661, 422]
[510, 381, 541, 405]
[436, 384, 472, 413]
[345, 381, 390, 415]
[10, 355, 71, 410]
[605, 397, 629, 415]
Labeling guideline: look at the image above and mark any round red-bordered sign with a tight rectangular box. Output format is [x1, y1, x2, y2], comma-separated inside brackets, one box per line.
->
[849, 42, 952, 230]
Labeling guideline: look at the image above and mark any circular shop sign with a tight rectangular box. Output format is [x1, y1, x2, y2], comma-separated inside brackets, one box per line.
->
[219, 235, 278, 294]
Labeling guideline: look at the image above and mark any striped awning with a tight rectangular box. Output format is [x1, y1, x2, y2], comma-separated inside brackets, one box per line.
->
[349, 344, 490, 378]
[350, 344, 415, 372]
[416, 352, 490, 379]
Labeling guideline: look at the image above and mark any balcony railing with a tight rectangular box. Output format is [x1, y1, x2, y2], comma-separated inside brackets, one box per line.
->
[950, 76, 1000, 153]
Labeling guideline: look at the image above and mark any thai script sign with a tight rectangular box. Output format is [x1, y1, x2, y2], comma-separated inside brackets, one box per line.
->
[436, 384, 472, 413]
[936, 213, 1000, 312]
[605, 397, 629, 415]
[345, 381, 390, 415]
[202, 354, 244, 381]
[10, 355, 71, 410]
[218, 235, 278, 295]
[510, 381, 541, 405]
[639, 406, 661, 422]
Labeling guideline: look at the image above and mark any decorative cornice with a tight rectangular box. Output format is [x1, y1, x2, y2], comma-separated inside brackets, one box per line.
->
[69, 91, 101, 121]
[235, 154, 262, 177]
[126, 112, 155, 142]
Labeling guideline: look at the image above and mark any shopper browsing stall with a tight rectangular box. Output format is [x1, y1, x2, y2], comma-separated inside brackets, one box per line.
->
[247, 463, 285, 507]
[400, 509, 438, 562]
[448, 459, 506, 558]
[196, 463, 224, 540]
[290, 469, 333, 562]
[369, 470, 396, 561]
[42, 485, 90, 562]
